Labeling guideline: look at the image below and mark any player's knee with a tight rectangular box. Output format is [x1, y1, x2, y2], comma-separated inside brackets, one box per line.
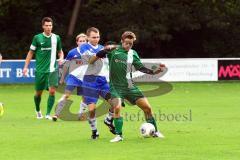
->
[49, 89, 56, 95]
[35, 91, 42, 97]
[88, 109, 95, 118]
[114, 105, 121, 114]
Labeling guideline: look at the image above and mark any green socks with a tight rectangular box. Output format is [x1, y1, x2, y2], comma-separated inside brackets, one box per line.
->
[46, 95, 55, 115]
[146, 117, 158, 131]
[114, 117, 123, 135]
[34, 95, 41, 112]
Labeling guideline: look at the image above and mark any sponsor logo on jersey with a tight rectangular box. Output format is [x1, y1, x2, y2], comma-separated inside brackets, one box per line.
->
[41, 47, 52, 51]
[115, 59, 126, 64]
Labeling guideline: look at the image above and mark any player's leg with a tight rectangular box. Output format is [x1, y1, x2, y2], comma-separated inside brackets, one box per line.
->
[34, 90, 43, 119]
[109, 86, 124, 142]
[78, 96, 88, 121]
[135, 97, 164, 138]
[52, 88, 73, 121]
[76, 84, 88, 120]
[34, 72, 47, 119]
[99, 81, 116, 134]
[82, 75, 99, 139]
[87, 102, 99, 139]
[110, 97, 123, 142]
[46, 71, 58, 119]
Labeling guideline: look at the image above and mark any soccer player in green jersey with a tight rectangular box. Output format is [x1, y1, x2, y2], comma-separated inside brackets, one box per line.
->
[23, 17, 64, 120]
[91, 31, 166, 142]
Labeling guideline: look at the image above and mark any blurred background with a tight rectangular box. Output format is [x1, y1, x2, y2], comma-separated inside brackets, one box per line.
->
[0, 0, 240, 59]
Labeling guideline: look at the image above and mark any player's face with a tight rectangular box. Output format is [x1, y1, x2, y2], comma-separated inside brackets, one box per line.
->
[76, 37, 87, 47]
[42, 22, 53, 36]
[121, 38, 134, 51]
[88, 31, 100, 46]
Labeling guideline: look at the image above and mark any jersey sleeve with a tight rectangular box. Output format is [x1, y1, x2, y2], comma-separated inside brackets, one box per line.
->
[106, 50, 115, 60]
[65, 50, 74, 60]
[30, 35, 38, 51]
[57, 35, 62, 52]
[133, 51, 144, 70]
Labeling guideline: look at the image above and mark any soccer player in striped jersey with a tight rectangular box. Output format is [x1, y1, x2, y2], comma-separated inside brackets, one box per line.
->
[91, 31, 166, 142]
[23, 17, 64, 120]
[80, 27, 115, 139]
[52, 33, 88, 121]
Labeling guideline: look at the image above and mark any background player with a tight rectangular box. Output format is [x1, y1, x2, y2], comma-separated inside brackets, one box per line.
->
[53, 33, 88, 121]
[23, 17, 64, 120]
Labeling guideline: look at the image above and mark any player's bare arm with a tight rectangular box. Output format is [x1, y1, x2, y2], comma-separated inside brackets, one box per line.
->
[89, 44, 118, 64]
[138, 64, 167, 75]
[58, 50, 64, 65]
[59, 63, 68, 85]
[23, 50, 34, 76]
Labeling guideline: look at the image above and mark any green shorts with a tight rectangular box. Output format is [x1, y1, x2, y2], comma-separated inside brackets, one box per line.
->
[35, 71, 58, 91]
[110, 85, 144, 105]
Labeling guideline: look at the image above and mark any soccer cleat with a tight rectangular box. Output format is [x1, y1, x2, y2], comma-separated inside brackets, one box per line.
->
[52, 115, 58, 122]
[45, 115, 52, 120]
[104, 118, 116, 135]
[152, 131, 165, 138]
[110, 135, 123, 143]
[36, 111, 43, 119]
[91, 130, 99, 140]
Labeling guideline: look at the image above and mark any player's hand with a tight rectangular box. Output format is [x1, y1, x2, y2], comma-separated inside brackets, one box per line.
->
[23, 67, 28, 76]
[153, 64, 166, 75]
[104, 44, 117, 51]
[59, 78, 64, 85]
[58, 59, 64, 66]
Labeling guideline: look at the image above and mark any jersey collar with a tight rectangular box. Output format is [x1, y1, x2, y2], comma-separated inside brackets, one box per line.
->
[88, 42, 99, 49]
[42, 32, 52, 38]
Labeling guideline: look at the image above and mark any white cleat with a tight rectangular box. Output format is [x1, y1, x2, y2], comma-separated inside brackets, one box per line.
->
[45, 115, 52, 120]
[153, 131, 165, 138]
[110, 135, 123, 143]
[36, 111, 43, 119]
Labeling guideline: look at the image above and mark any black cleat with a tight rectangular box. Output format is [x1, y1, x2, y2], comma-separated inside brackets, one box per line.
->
[104, 118, 116, 135]
[52, 115, 58, 122]
[91, 130, 99, 140]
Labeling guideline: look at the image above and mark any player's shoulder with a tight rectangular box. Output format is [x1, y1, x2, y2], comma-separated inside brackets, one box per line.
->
[66, 47, 79, 59]
[34, 33, 43, 39]
[51, 33, 61, 40]
[98, 44, 104, 49]
[79, 43, 89, 49]
[131, 49, 138, 56]
[68, 48, 77, 54]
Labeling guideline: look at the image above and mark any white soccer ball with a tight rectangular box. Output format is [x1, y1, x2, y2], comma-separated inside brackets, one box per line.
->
[0, 102, 4, 117]
[140, 123, 155, 137]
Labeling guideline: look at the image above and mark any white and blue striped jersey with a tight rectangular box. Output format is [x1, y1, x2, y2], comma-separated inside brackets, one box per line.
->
[64, 47, 87, 81]
[80, 42, 109, 78]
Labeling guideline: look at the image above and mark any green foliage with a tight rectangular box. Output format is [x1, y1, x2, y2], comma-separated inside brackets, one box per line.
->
[0, 0, 240, 58]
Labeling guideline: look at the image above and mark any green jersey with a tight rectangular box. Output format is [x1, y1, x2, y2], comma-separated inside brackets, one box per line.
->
[30, 33, 62, 73]
[107, 46, 144, 88]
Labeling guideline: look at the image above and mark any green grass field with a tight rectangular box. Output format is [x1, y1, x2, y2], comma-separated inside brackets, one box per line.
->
[0, 82, 240, 160]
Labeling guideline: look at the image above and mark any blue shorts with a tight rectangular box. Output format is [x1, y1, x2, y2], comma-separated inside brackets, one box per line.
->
[82, 75, 110, 105]
[65, 74, 83, 95]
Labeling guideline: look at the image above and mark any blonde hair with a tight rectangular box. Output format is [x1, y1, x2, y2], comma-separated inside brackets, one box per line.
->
[76, 33, 87, 42]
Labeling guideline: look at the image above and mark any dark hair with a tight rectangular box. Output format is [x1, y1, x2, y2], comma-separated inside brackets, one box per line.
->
[86, 27, 99, 36]
[42, 17, 53, 26]
[121, 31, 136, 41]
